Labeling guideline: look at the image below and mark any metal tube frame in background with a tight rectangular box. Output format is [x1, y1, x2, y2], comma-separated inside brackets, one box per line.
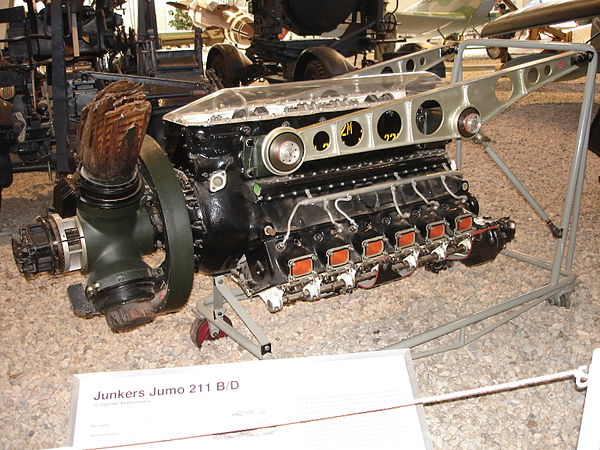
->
[386, 39, 597, 359]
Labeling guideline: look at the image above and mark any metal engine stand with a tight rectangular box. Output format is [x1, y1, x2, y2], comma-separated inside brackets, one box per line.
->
[193, 39, 596, 361]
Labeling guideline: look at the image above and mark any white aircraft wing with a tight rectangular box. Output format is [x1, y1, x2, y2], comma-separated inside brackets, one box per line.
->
[481, 0, 600, 37]
[394, 12, 464, 36]
[393, 0, 497, 38]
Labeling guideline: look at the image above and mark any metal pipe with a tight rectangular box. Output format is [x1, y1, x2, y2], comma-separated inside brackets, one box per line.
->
[502, 249, 571, 276]
[411, 297, 547, 359]
[478, 136, 550, 223]
[550, 50, 597, 283]
[563, 53, 597, 272]
[452, 38, 598, 83]
[83, 71, 211, 89]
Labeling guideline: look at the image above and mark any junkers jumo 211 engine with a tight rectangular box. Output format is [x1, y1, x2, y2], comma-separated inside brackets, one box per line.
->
[12, 48, 585, 352]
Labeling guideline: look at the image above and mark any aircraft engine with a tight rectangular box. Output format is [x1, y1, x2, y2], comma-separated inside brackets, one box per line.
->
[11, 70, 522, 332]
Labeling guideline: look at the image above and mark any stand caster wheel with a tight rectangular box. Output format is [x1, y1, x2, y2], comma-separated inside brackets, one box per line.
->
[190, 315, 233, 349]
[548, 293, 572, 309]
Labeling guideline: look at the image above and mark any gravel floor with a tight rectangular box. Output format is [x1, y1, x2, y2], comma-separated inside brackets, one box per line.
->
[0, 71, 599, 449]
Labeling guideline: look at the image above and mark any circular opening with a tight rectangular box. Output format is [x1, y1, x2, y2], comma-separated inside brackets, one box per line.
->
[313, 131, 331, 151]
[381, 66, 394, 74]
[495, 76, 513, 102]
[406, 59, 415, 72]
[419, 56, 426, 66]
[377, 110, 402, 142]
[340, 121, 363, 147]
[544, 65, 551, 76]
[527, 67, 539, 84]
[415, 100, 443, 135]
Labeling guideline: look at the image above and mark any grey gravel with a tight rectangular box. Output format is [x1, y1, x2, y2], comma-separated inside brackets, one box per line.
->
[0, 72, 599, 449]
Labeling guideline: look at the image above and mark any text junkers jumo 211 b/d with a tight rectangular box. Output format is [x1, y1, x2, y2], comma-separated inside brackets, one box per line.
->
[11, 43, 595, 357]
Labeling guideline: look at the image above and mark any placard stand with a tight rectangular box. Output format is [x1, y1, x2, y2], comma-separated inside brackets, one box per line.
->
[578, 348, 600, 449]
[67, 349, 430, 449]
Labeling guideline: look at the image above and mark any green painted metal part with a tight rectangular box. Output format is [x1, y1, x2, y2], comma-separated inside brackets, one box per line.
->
[140, 135, 195, 313]
[78, 201, 156, 295]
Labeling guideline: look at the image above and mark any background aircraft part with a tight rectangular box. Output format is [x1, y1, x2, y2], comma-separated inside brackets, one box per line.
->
[481, 0, 600, 38]
[187, 0, 254, 46]
[280, 0, 362, 35]
[206, 43, 253, 87]
[196, 0, 495, 85]
[293, 47, 356, 81]
[224, 0, 386, 83]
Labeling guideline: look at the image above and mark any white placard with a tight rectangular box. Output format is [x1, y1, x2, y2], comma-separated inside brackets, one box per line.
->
[577, 348, 600, 450]
[68, 349, 430, 449]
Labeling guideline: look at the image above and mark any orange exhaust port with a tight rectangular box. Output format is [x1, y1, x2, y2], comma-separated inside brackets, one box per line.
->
[456, 215, 473, 232]
[328, 247, 350, 267]
[363, 238, 385, 258]
[396, 230, 416, 248]
[289, 257, 313, 277]
[427, 223, 445, 240]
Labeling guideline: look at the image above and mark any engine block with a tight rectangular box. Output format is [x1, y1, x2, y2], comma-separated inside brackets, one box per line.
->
[162, 73, 515, 311]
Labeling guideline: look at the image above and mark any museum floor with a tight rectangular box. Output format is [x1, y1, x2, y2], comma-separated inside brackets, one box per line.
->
[1, 72, 599, 449]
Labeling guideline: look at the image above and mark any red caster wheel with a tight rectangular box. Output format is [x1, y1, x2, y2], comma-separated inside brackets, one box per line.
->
[190, 315, 232, 349]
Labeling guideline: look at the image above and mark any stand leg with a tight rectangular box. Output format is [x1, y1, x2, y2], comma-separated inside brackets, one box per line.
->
[194, 276, 273, 359]
[476, 134, 561, 238]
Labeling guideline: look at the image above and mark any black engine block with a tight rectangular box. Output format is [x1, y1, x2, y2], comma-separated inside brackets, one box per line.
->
[162, 73, 515, 311]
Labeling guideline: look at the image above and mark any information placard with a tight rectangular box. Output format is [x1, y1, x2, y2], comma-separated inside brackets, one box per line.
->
[578, 348, 600, 450]
[68, 349, 430, 449]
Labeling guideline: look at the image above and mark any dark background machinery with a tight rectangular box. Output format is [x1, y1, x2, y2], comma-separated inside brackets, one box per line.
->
[0, 0, 131, 172]
[0, 0, 212, 207]
[205, 0, 390, 86]
[0, 0, 133, 207]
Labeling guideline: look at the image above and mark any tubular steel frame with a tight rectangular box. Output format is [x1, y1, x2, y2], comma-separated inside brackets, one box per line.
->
[195, 39, 597, 360]
[385, 39, 597, 358]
